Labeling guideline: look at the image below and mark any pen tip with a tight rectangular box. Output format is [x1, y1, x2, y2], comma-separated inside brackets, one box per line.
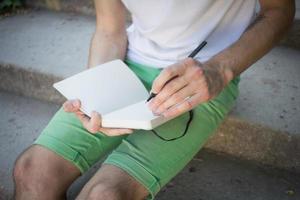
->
[146, 93, 156, 102]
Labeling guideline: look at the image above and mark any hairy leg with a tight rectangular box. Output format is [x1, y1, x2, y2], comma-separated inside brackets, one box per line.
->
[13, 145, 81, 200]
[76, 164, 148, 200]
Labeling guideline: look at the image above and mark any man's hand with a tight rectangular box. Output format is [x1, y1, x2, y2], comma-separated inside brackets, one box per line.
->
[148, 0, 295, 119]
[63, 99, 133, 136]
[148, 58, 232, 118]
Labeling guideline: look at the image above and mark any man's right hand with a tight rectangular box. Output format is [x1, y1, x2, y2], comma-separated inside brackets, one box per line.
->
[63, 99, 133, 136]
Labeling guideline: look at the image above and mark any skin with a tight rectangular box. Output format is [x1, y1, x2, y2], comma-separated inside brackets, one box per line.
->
[65, 0, 295, 135]
[14, 1, 148, 200]
[65, 0, 295, 199]
[14, 0, 295, 199]
[14, 145, 81, 200]
[148, 0, 296, 117]
[14, 146, 147, 200]
[63, 0, 134, 136]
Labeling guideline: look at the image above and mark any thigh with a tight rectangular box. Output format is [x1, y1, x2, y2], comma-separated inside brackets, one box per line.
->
[33, 59, 160, 174]
[103, 78, 239, 199]
[34, 107, 127, 173]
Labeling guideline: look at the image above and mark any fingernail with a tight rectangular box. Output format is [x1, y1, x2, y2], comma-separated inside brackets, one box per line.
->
[155, 108, 163, 114]
[91, 111, 98, 117]
[153, 110, 162, 116]
[148, 101, 154, 108]
[151, 107, 157, 113]
[72, 101, 79, 107]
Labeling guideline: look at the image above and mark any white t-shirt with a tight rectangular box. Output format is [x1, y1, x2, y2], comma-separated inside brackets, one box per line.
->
[121, 0, 258, 68]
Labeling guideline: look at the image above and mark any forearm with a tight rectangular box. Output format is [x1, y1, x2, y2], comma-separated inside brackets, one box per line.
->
[88, 0, 128, 68]
[205, 3, 295, 85]
[87, 30, 127, 68]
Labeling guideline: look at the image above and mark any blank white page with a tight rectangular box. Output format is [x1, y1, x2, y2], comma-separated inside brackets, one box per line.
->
[102, 100, 173, 130]
[53, 60, 149, 116]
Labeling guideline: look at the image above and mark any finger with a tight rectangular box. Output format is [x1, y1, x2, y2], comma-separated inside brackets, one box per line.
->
[151, 62, 187, 94]
[148, 76, 188, 110]
[75, 112, 90, 127]
[76, 111, 101, 134]
[86, 111, 101, 133]
[162, 93, 203, 118]
[63, 99, 81, 112]
[155, 84, 197, 114]
[75, 110, 85, 115]
[99, 127, 133, 136]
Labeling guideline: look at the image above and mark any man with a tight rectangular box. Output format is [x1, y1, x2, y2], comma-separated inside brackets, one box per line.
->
[13, 0, 295, 199]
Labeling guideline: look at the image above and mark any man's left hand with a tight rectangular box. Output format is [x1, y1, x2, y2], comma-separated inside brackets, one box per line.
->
[148, 58, 231, 118]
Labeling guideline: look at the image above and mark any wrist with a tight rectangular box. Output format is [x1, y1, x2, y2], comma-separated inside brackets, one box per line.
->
[203, 59, 234, 86]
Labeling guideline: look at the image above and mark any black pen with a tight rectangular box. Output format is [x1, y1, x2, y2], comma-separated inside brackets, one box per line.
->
[146, 40, 207, 102]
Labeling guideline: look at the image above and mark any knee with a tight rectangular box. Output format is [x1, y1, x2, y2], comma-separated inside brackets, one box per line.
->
[13, 151, 34, 186]
[87, 183, 124, 200]
[13, 148, 49, 190]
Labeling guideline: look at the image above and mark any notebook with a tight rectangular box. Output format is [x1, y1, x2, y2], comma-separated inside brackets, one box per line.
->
[53, 59, 175, 130]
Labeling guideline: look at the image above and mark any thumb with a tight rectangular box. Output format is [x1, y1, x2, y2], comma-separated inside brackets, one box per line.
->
[63, 99, 81, 112]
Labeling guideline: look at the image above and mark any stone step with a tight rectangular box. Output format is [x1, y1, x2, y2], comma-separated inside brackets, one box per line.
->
[0, 91, 299, 200]
[0, 10, 299, 173]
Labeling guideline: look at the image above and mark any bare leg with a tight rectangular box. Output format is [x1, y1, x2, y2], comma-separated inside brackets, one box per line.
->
[77, 164, 148, 200]
[13, 145, 81, 200]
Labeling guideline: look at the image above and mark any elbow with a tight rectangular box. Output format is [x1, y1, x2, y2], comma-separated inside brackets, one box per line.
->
[281, 3, 296, 40]
[277, 1, 295, 29]
[285, 1, 296, 29]
[261, 1, 296, 35]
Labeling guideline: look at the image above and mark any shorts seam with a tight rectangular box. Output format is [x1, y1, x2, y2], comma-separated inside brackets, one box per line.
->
[34, 134, 90, 173]
[103, 152, 161, 200]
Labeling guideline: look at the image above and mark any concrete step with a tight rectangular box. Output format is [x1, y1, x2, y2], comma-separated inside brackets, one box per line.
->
[0, 10, 299, 173]
[0, 91, 299, 200]
[0, 91, 60, 199]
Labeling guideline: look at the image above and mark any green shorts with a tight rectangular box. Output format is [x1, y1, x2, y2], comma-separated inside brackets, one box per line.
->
[34, 59, 239, 199]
